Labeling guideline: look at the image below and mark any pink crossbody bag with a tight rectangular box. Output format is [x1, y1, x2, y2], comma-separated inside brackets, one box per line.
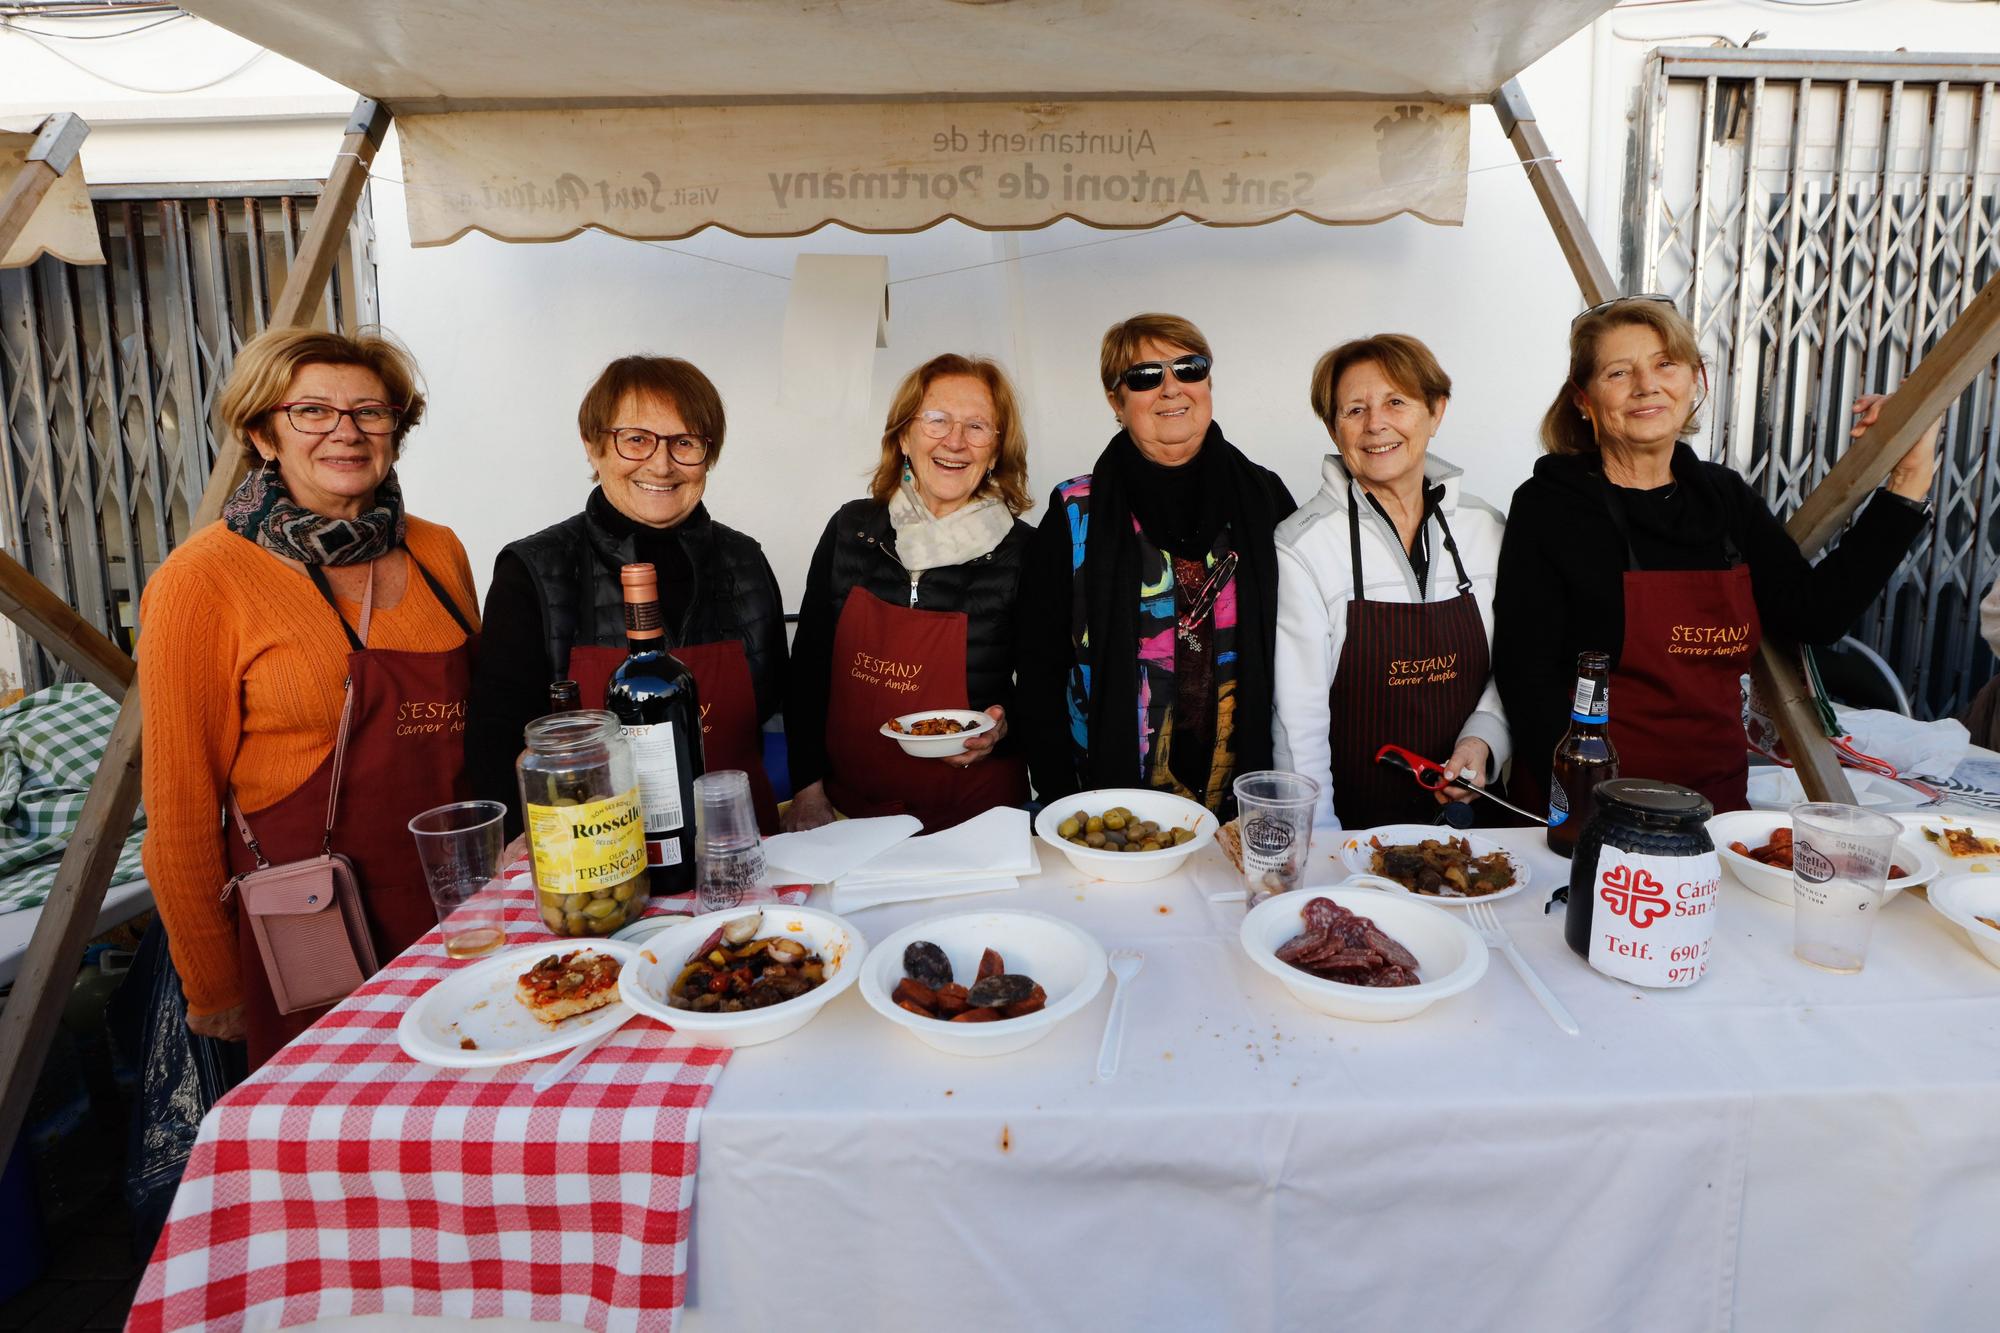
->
[221, 563, 380, 1014]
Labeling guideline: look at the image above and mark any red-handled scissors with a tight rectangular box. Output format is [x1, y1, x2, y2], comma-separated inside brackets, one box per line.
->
[1373, 743, 1551, 826]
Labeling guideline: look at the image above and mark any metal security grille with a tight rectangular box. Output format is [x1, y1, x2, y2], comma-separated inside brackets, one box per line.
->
[1630, 47, 2000, 719]
[0, 183, 377, 691]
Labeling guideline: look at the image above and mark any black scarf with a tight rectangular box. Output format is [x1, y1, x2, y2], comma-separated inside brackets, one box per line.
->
[222, 459, 404, 565]
[1078, 424, 1285, 796]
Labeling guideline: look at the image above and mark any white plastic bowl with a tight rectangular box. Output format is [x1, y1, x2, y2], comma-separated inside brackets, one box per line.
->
[1239, 884, 1487, 1022]
[1034, 788, 1216, 883]
[879, 709, 995, 758]
[1924, 872, 2000, 971]
[860, 910, 1108, 1057]
[619, 905, 866, 1048]
[1707, 809, 1937, 906]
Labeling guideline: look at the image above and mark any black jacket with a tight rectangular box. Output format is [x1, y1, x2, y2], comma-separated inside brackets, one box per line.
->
[786, 498, 1031, 790]
[1492, 444, 1927, 802]
[467, 493, 787, 834]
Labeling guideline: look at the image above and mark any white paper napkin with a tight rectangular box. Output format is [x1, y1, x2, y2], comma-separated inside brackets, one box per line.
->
[827, 807, 1037, 910]
[761, 814, 921, 884]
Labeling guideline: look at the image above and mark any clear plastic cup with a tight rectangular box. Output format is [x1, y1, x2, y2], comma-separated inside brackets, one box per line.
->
[694, 770, 773, 913]
[408, 799, 509, 957]
[1233, 770, 1322, 907]
[1789, 801, 1903, 973]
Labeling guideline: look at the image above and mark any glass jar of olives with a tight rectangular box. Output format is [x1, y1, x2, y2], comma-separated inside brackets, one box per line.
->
[1055, 805, 1199, 854]
[516, 710, 651, 936]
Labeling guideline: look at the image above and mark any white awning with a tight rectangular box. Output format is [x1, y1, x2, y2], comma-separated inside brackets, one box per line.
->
[0, 118, 102, 269]
[179, 0, 1615, 243]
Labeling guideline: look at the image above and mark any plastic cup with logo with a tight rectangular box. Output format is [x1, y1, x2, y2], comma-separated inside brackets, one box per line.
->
[1789, 801, 1902, 973]
[408, 799, 509, 958]
[1233, 770, 1322, 907]
[694, 770, 774, 914]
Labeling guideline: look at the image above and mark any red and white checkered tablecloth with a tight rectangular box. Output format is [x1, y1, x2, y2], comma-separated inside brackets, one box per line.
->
[127, 864, 807, 1333]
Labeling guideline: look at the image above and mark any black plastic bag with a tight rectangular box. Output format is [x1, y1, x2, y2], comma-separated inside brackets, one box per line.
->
[108, 921, 244, 1255]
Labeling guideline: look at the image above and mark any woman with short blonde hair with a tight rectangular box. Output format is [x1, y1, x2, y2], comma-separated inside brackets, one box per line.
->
[783, 353, 1035, 831]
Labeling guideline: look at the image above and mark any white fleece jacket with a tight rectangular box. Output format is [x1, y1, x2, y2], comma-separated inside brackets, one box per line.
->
[1271, 452, 1510, 829]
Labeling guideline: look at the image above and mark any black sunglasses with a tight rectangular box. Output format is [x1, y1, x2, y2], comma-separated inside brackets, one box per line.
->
[1120, 354, 1212, 393]
[1571, 293, 1677, 330]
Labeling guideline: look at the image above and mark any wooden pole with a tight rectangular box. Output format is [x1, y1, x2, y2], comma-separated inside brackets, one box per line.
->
[0, 114, 89, 264]
[0, 97, 392, 1168]
[0, 551, 134, 699]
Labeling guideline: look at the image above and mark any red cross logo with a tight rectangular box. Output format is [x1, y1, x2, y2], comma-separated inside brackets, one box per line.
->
[1599, 863, 1672, 928]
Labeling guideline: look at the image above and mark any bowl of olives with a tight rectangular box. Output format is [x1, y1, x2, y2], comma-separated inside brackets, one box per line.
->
[1034, 787, 1217, 883]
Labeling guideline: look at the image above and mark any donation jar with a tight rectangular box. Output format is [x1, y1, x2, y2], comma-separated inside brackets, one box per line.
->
[517, 709, 651, 936]
[1563, 778, 1718, 988]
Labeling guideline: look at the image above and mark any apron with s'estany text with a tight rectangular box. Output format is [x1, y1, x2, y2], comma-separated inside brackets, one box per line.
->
[1326, 497, 1491, 829]
[567, 641, 778, 835]
[820, 586, 1027, 831]
[225, 555, 476, 1069]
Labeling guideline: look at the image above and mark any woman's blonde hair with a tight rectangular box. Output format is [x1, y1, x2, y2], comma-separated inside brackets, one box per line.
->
[1099, 313, 1212, 397]
[1309, 333, 1452, 429]
[869, 354, 1032, 516]
[1541, 299, 1704, 456]
[217, 326, 426, 466]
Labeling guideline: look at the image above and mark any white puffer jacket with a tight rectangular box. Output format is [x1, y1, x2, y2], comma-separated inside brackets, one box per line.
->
[1271, 452, 1510, 829]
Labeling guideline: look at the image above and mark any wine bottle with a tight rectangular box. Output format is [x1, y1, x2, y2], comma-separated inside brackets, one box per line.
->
[546, 679, 581, 714]
[605, 563, 705, 890]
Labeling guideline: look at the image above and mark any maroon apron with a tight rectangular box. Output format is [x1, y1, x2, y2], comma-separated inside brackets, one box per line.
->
[1327, 495, 1491, 828]
[821, 587, 1028, 831]
[1602, 489, 1763, 813]
[567, 640, 780, 835]
[226, 556, 476, 1069]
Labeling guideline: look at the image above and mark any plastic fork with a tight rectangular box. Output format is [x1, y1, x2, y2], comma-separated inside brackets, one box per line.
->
[1465, 901, 1579, 1036]
[532, 1015, 631, 1093]
[1096, 949, 1146, 1080]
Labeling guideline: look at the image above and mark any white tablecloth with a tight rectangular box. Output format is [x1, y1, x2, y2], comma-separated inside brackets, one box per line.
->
[670, 829, 1996, 1333]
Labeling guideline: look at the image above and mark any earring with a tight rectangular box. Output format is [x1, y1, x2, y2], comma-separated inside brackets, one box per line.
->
[901, 460, 914, 483]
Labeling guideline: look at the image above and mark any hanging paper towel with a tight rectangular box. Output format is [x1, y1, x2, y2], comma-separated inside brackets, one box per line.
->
[779, 254, 889, 419]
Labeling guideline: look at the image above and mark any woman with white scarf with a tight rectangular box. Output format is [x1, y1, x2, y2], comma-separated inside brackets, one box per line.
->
[782, 354, 1035, 831]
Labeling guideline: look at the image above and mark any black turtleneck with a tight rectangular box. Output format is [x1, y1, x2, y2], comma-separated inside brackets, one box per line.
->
[583, 488, 695, 631]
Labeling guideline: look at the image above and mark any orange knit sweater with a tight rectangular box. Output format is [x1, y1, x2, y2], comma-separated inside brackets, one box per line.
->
[138, 519, 479, 1016]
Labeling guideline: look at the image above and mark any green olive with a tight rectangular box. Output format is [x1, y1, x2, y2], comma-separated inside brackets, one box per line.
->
[1085, 830, 1107, 847]
[613, 879, 640, 903]
[1086, 816, 1104, 834]
[540, 903, 566, 932]
[1172, 827, 1195, 845]
[564, 892, 591, 911]
[583, 898, 620, 920]
[1103, 810, 1127, 831]
[588, 911, 622, 935]
[1140, 821, 1160, 836]
[592, 885, 614, 901]
[1058, 817, 1081, 839]
[564, 910, 590, 935]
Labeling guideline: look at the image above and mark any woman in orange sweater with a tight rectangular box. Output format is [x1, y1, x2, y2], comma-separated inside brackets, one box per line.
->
[138, 327, 478, 1068]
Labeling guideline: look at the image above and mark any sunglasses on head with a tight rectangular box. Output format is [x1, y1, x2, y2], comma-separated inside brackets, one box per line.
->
[1571, 293, 1677, 330]
[1120, 354, 1212, 393]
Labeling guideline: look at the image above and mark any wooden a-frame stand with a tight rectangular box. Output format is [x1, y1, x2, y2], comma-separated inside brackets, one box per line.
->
[0, 81, 1988, 1163]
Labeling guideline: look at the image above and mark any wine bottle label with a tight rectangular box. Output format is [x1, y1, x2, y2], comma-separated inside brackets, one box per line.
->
[525, 789, 645, 896]
[1584, 846, 1719, 988]
[1547, 778, 1570, 827]
[623, 722, 685, 834]
[1570, 677, 1608, 723]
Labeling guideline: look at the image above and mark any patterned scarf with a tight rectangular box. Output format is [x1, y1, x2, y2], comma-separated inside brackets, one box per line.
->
[222, 460, 405, 565]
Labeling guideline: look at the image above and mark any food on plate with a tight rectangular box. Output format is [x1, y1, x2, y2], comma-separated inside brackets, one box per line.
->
[1977, 915, 2000, 933]
[516, 950, 624, 1025]
[460, 1036, 478, 1050]
[1728, 827, 1907, 877]
[1056, 806, 1198, 853]
[887, 715, 971, 736]
[667, 911, 829, 1012]
[1922, 825, 2000, 859]
[892, 941, 1047, 1022]
[1218, 818, 1245, 874]
[1367, 836, 1516, 898]
[1274, 897, 1422, 987]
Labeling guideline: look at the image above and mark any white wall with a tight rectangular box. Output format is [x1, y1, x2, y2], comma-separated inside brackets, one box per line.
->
[6, 1, 2000, 613]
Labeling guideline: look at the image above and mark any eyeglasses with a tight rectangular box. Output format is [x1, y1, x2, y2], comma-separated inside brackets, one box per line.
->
[1571, 293, 1677, 329]
[1119, 354, 1211, 393]
[276, 402, 403, 435]
[913, 410, 997, 448]
[602, 427, 710, 466]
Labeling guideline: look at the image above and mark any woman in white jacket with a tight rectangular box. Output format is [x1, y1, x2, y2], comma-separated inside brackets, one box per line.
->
[1272, 334, 1509, 830]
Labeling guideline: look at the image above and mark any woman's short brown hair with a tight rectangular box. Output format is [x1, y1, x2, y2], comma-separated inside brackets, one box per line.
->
[577, 356, 728, 466]
[1099, 313, 1213, 397]
[1541, 298, 1705, 456]
[1309, 333, 1452, 428]
[869, 354, 1032, 516]
[217, 326, 426, 466]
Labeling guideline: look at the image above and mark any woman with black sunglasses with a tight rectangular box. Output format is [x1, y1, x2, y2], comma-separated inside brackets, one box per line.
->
[466, 356, 788, 838]
[1017, 313, 1297, 818]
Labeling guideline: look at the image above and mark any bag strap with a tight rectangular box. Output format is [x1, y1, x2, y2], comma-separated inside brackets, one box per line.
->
[226, 561, 376, 871]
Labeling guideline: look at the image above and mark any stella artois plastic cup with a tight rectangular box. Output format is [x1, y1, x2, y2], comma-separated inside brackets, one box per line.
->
[1788, 802, 1901, 973]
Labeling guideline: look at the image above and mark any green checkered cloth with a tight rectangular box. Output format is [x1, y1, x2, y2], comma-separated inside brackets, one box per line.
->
[0, 682, 146, 915]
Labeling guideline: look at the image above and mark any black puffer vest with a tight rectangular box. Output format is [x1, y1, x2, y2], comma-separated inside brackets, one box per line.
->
[817, 498, 1030, 712]
[504, 499, 785, 717]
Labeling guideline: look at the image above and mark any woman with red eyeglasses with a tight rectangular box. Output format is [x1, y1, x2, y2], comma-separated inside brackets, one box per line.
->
[467, 356, 787, 839]
[1017, 313, 1297, 819]
[781, 354, 1035, 832]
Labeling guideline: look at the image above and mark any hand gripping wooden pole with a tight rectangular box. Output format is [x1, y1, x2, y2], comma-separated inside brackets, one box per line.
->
[0, 98, 391, 1167]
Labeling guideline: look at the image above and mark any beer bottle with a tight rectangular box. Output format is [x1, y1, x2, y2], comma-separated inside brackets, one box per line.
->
[1546, 650, 1618, 858]
[546, 679, 581, 714]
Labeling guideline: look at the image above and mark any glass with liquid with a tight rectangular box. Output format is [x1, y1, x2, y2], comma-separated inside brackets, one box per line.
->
[408, 799, 510, 957]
